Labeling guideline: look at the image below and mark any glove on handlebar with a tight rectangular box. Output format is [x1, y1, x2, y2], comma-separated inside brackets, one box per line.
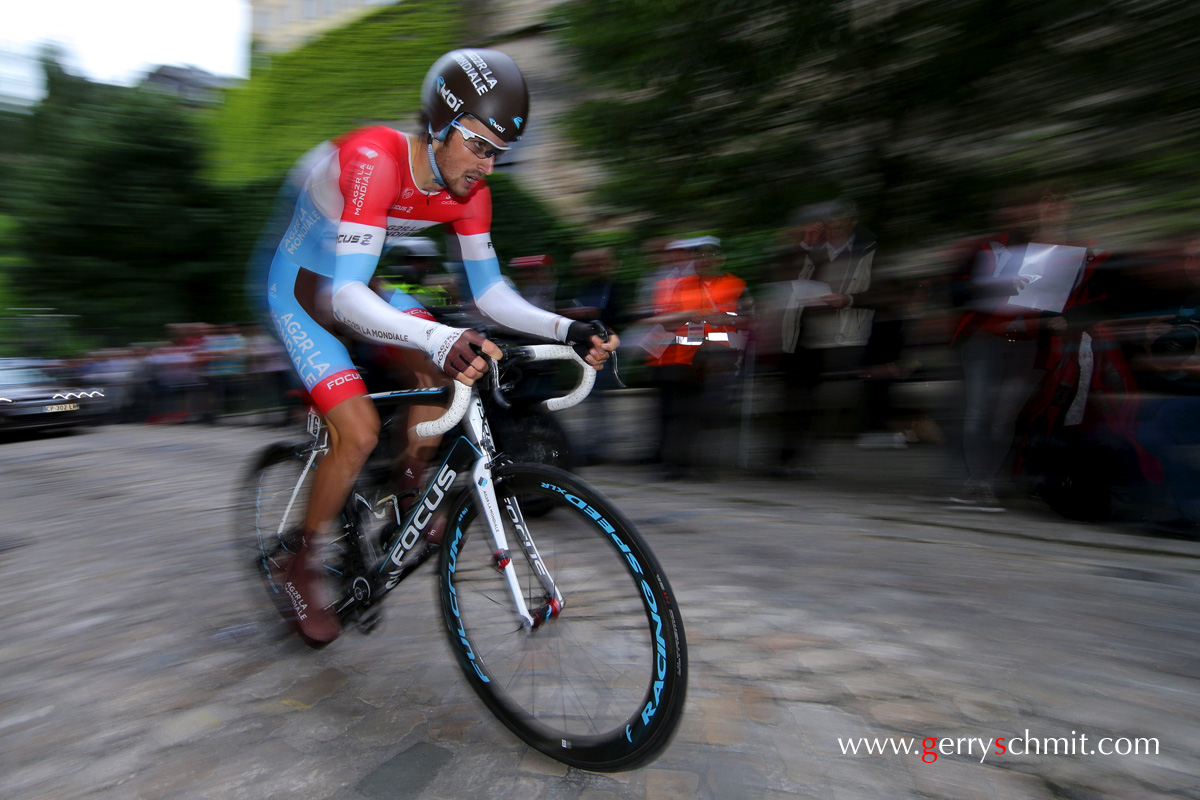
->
[426, 326, 489, 381]
[566, 320, 609, 359]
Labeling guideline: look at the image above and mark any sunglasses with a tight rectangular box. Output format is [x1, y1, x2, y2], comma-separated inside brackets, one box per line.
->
[449, 120, 510, 160]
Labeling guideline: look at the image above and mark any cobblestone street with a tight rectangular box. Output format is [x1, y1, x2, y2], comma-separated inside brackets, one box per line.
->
[2, 424, 1198, 799]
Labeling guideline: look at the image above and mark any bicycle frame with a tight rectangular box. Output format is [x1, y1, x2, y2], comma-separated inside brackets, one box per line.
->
[309, 345, 594, 630]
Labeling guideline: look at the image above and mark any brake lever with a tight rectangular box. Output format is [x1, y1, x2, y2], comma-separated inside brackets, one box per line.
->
[488, 357, 510, 409]
[469, 341, 511, 411]
[585, 325, 626, 390]
[609, 350, 626, 389]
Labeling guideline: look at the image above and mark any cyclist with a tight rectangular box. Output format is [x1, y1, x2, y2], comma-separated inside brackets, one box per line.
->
[261, 48, 617, 645]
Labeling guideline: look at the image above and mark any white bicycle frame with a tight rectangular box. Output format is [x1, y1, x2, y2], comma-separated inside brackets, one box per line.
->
[417, 344, 596, 630]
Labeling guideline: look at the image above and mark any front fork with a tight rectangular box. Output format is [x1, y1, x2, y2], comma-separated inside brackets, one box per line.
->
[470, 459, 564, 630]
[464, 395, 563, 631]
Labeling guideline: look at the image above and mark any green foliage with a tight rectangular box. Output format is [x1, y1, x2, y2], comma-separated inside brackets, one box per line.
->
[7, 64, 239, 345]
[487, 172, 578, 267]
[208, 2, 463, 184]
[0, 216, 19, 350]
[554, 0, 1200, 246]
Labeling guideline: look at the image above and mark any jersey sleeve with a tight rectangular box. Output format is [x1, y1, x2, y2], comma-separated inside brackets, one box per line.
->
[450, 185, 572, 342]
[331, 138, 396, 293]
[327, 139, 445, 353]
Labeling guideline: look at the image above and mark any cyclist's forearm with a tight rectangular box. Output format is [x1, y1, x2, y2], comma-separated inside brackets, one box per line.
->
[475, 281, 572, 342]
[331, 281, 442, 350]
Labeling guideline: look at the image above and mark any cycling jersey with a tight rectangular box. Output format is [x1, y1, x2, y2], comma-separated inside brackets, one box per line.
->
[265, 126, 571, 413]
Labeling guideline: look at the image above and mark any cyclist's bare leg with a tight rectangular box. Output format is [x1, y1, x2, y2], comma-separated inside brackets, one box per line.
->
[381, 348, 450, 502]
[276, 393, 378, 644]
[306, 393, 381, 532]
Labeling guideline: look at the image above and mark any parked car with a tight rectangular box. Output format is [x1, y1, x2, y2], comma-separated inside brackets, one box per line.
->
[0, 359, 105, 434]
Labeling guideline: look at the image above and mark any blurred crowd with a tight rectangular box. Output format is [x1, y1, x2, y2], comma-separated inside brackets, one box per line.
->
[522, 189, 1200, 533]
[28, 190, 1200, 533]
[43, 322, 292, 426]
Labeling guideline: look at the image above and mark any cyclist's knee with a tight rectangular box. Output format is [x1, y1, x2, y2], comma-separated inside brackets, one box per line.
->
[339, 424, 379, 463]
[326, 396, 380, 464]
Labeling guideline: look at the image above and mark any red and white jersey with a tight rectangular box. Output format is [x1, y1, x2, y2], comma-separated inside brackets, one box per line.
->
[276, 125, 569, 344]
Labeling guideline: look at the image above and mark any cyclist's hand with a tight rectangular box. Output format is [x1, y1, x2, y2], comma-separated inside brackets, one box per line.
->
[436, 329, 502, 385]
[567, 320, 619, 370]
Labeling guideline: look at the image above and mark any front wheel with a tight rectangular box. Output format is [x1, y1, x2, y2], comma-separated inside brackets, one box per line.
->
[438, 464, 687, 771]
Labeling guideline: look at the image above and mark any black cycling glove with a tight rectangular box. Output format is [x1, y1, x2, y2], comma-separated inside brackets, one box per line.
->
[437, 328, 490, 381]
[566, 320, 609, 359]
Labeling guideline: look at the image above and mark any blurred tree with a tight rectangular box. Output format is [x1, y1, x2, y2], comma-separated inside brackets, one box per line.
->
[554, 0, 1200, 246]
[488, 172, 578, 267]
[8, 56, 240, 343]
[208, 1, 462, 184]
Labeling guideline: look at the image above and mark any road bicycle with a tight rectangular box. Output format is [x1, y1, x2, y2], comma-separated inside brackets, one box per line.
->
[237, 342, 688, 771]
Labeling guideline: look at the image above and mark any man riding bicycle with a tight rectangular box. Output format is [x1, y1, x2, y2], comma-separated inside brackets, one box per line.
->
[261, 49, 617, 645]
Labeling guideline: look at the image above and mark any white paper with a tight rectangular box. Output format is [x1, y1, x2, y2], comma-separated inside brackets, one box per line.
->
[1007, 243, 1087, 314]
[791, 279, 833, 307]
[637, 324, 672, 359]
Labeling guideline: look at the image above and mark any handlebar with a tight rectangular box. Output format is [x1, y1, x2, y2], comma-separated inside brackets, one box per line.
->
[412, 344, 596, 438]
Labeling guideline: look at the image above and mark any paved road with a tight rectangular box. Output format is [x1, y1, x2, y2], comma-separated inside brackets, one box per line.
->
[2, 424, 1198, 800]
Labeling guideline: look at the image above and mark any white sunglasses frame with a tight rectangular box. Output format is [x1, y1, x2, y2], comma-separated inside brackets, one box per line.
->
[449, 119, 510, 160]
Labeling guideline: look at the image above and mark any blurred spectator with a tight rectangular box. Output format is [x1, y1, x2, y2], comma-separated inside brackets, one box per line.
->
[1129, 237, 1200, 531]
[560, 248, 630, 329]
[245, 324, 294, 424]
[856, 278, 927, 449]
[639, 236, 753, 480]
[947, 187, 1081, 509]
[769, 199, 877, 476]
[201, 323, 248, 420]
[561, 247, 632, 464]
[633, 237, 693, 319]
[630, 238, 695, 467]
[509, 255, 558, 312]
[146, 340, 196, 423]
[79, 348, 143, 423]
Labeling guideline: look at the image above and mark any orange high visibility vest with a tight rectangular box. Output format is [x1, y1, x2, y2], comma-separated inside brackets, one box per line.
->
[648, 273, 746, 367]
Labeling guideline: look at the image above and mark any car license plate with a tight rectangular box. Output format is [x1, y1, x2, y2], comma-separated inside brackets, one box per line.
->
[44, 403, 79, 413]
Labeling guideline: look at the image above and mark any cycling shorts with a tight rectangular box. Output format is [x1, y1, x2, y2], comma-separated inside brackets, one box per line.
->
[266, 248, 431, 415]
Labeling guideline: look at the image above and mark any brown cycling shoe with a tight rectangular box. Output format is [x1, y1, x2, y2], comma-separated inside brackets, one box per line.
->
[264, 528, 304, 622]
[282, 532, 343, 646]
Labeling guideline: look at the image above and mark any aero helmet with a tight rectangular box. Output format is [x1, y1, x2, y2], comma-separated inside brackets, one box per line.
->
[421, 49, 530, 144]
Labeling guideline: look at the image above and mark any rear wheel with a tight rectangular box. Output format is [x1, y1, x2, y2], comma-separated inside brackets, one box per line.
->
[438, 463, 687, 771]
[237, 443, 327, 619]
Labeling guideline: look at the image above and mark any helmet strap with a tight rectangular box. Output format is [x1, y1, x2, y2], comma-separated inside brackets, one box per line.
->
[425, 121, 455, 188]
[426, 140, 446, 188]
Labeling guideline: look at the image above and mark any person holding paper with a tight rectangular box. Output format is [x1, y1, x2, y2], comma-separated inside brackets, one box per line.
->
[771, 199, 877, 477]
[947, 188, 1076, 510]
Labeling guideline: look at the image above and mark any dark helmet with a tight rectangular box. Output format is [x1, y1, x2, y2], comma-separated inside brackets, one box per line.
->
[421, 48, 530, 144]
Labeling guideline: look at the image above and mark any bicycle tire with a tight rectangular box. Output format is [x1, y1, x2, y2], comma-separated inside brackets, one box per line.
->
[438, 463, 687, 771]
[237, 442, 322, 617]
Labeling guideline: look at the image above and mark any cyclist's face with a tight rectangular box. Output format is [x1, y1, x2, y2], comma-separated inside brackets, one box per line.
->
[436, 116, 501, 197]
